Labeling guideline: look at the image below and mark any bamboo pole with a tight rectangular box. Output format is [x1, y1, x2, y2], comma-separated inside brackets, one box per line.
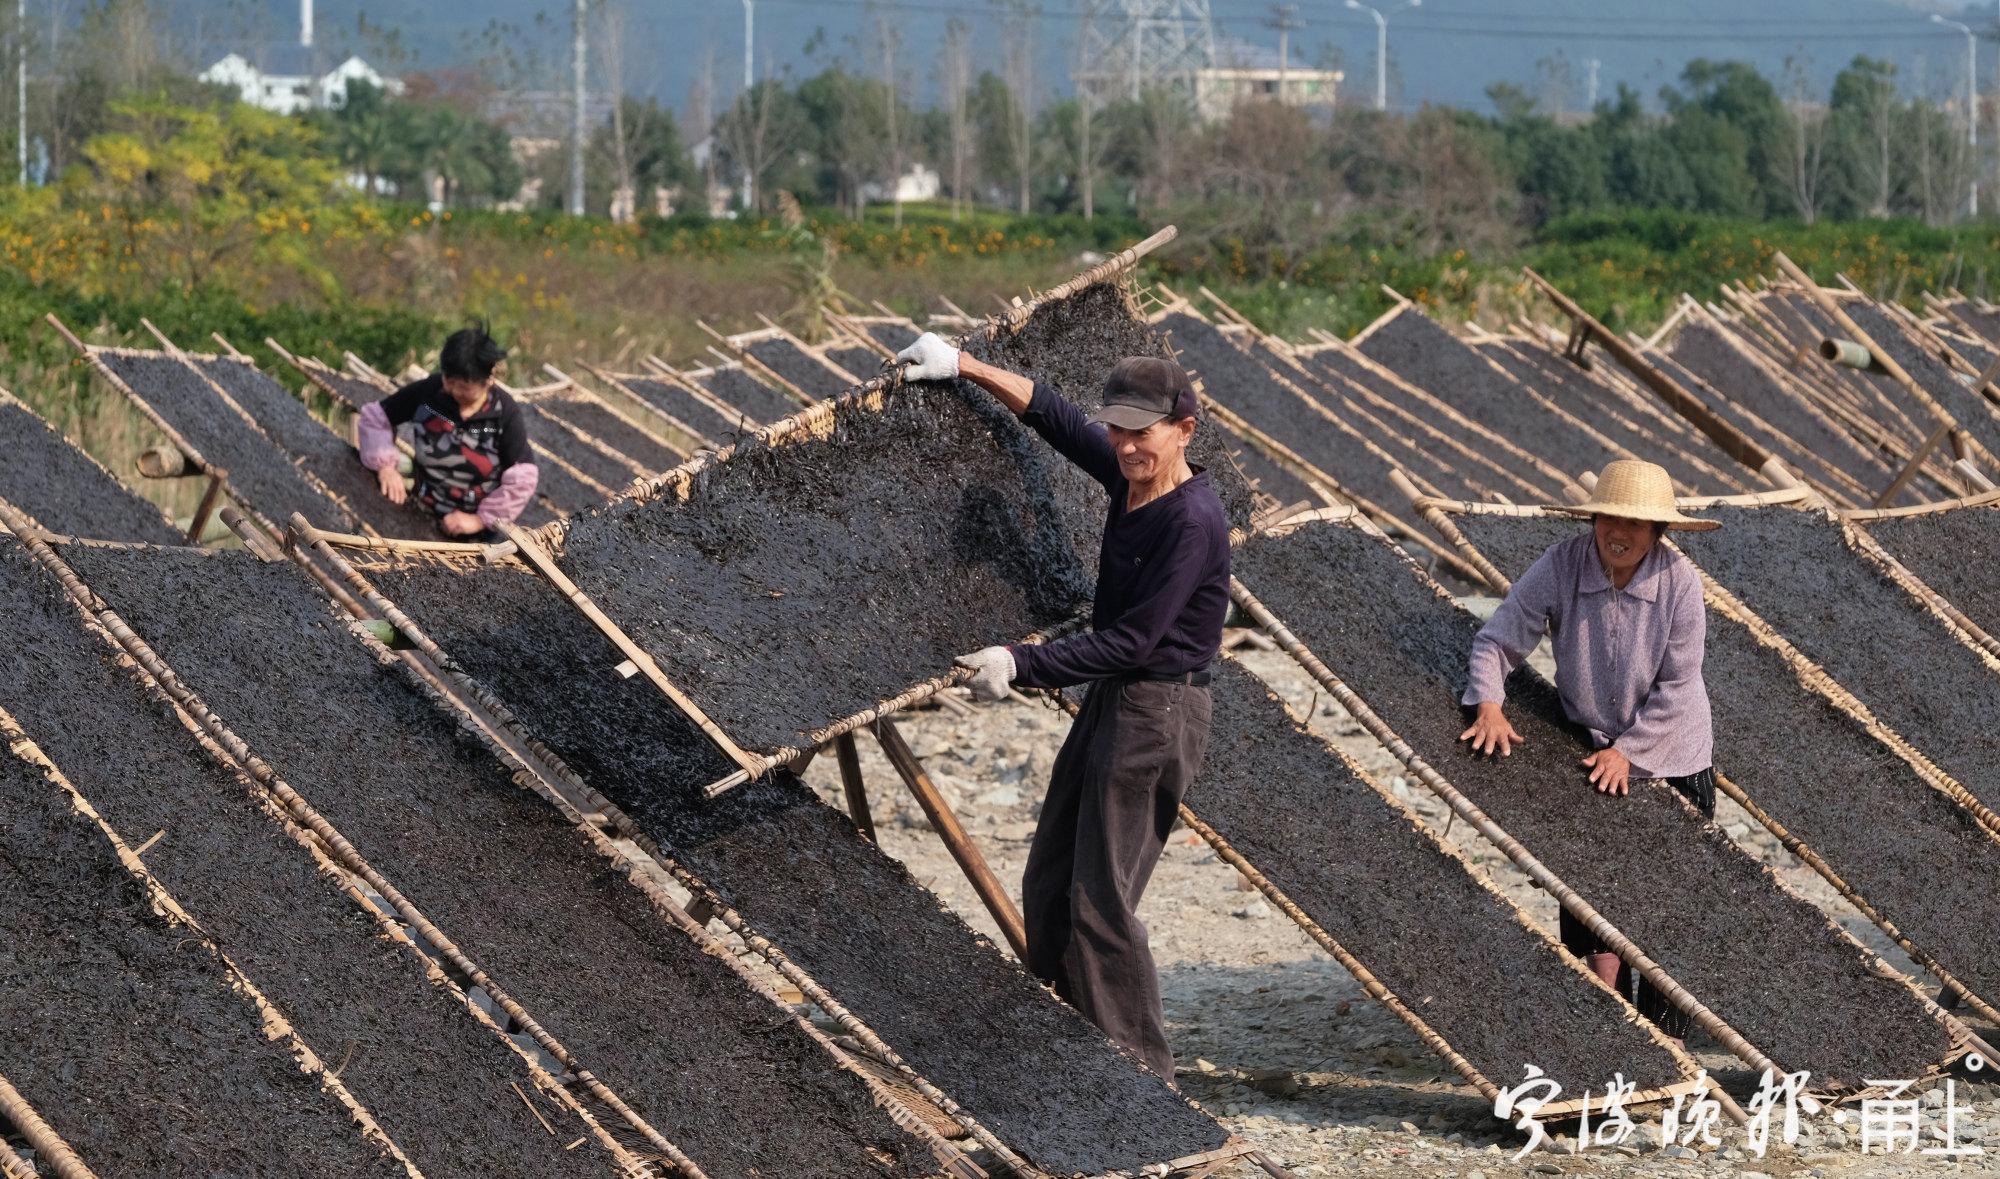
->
[1771, 253, 1964, 438]
[1841, 488, 2000, 521]
[873, 716, 1029, 961]
[1524, 270, 1773, 474]
[0, 1069, 96, 1179]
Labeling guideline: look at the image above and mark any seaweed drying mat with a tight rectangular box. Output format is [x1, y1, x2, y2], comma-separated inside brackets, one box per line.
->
[523, 372, 686, 474]
[1416, 499, 2000, 1027]
[1672, 503, 2000, 831]
[269, 341, 393, 410]
[63, 335, 354, 538]
[1848, 493, 2000, 652]
[1228, 515, 1969, 1096]
[686, 359, 809, 425]
[0, 533, 632, 1176]
[40, 537, 952, 1179]
[1661, 315, 1899, 504]
[177, 335, 438, 541]
[0, 721, 411, 1178]
[515, 246, 1263, 781]
[505, 378, 648, 492]
[583, 361, 748, 446]
[0, 390, 181, 544]
[743, 331, 867, 400]
[301, 537, 1242, 1179]
[1158, 308, 1493, 525]
[1472, 336, 1751, 495]
[1356, 305, 1633, 484]
[1167, 660, 1709, 1116]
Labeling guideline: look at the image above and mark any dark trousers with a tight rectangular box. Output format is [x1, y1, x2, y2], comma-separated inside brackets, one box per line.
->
[1023, 676, 1212, 1081]
[1559, 767, 1717, 1040]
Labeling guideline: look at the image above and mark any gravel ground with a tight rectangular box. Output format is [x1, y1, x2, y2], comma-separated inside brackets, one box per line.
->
[793, 632, 2000, 1179]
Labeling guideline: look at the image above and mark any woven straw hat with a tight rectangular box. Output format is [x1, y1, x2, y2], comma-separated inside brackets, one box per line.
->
[1550, 459, 1721, 532]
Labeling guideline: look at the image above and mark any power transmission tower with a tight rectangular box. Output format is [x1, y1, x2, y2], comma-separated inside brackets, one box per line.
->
[1077, 0, 1216, 104]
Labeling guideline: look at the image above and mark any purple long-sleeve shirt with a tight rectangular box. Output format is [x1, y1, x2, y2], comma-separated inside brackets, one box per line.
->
[1007, 382, 1230, 689]
[1463, 533, 1712, 778]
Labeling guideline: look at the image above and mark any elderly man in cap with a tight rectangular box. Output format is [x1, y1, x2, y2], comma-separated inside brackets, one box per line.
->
[895, 332, 1229, 1081]
[1459, 458, 1720, 1044]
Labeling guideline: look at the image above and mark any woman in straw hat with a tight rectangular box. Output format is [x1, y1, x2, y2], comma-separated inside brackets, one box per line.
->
[1457, 458, 1720, 1043]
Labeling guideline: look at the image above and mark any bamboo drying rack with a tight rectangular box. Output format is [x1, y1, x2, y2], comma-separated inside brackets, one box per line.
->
[283, 521, 1259, 1179]
[653, 355, 790, 432]
[1716, 286, 1967, 506]
[1470, 328, 1757, 495]
[45, 316, 236, 545]
[1231, 507, 1984, 1102]
[300, 509, 1051, 965]
[573, 361, 724, 451]
[136, 321, 395, 538]
[4, 518, 651, 1170]
[0, 386, 183, 539]
[261, 337, 393, 408]
[0, 699, 431, 1178]
[1141, 291, 1498, 578]
[457, 230, 1185, 797]
[1038, 674, 1717, 1124]
[697, 321, 826, 407]
[506, 377, 654, 483]
[1197, 290, 1578, 504]
[0, 508, 727, 1178]
[1374, 289, 1691, 495]
[1668, 302, 1903, 506]
[1402, 488, 2000, 1032]
[1523, 270, 1786, 485]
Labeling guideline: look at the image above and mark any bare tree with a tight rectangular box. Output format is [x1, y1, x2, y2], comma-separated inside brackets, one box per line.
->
[871, 2, 904, 226]
[997, 1, 1039, 214]
[1781, 58, 1828, 224]
[597, 0, 636, 221]
[940, 17, 972, 220]
[687, 42, 717, 214]
[1071, 14, 1102, 219]
[717, 55, 793, 213]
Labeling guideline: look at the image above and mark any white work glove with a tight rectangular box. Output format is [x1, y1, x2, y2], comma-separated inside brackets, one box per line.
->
[954, 645, 1016, 703]
[895, 332, 961, 382]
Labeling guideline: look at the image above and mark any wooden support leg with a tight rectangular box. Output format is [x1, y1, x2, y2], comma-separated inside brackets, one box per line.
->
[834, 732, 876, 842]
[1873, 417, 1955, 508]
[873, 716, 1029, 961]
[186, 470, 228, 545]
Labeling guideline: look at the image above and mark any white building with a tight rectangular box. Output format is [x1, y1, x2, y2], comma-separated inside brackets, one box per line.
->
[200, 50, 403, 116]
[1192, 39, 1340, 123]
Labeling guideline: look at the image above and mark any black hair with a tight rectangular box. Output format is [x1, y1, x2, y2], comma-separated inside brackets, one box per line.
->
[440, 323, 507, 381]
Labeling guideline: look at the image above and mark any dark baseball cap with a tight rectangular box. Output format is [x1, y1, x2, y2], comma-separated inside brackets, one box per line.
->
[1087, 356, 1200, 430]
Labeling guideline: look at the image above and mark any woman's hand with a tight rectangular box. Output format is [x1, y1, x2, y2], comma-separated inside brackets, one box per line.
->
[1459, 701, 1524, 757]
[376, 465, 407, 504]
[1583, 748, 1632, 795]
[440, 510, 485, 536]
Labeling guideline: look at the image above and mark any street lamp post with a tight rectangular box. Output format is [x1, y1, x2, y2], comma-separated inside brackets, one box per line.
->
[1345, 0, 1418, 113]
[740, 0, 755, 211]
[1935, 13, 1979, 217]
